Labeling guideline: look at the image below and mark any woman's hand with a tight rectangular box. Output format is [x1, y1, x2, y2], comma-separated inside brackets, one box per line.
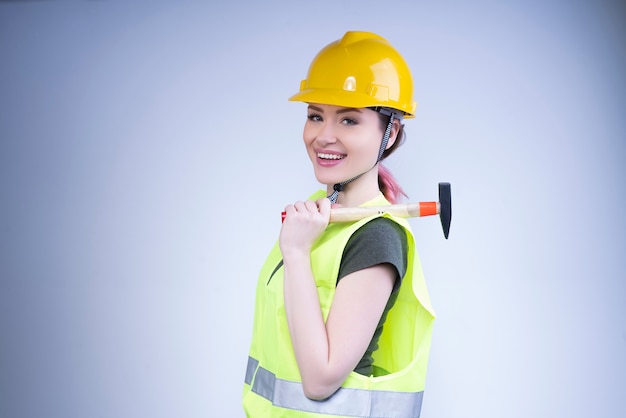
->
[279, 198, 331, 257]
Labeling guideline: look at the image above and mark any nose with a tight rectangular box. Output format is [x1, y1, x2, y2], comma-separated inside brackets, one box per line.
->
[314, 121, 338, 145]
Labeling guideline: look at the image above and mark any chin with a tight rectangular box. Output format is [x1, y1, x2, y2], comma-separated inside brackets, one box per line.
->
[313, 171, 341, 187]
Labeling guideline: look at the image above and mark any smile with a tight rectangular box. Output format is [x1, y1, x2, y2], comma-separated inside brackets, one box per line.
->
[317, 152, 345, 160]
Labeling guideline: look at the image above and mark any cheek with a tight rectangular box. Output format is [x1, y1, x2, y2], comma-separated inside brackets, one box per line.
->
[302, 129, 316, 160]
[302, 136, 314, 158]
[302, 124, 314, 146]
[357, 133, 384, 157]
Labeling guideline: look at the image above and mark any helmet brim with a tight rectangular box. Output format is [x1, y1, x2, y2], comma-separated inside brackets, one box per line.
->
[289, 89, 416, 119]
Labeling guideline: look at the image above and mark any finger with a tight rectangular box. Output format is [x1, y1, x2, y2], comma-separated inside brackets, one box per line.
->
[316, 198, 331, 217]
[317, 197, 331, 210]
[293, 201, 306, 212]
[304, 200, 319, 213]
[281, 204, 295, 222]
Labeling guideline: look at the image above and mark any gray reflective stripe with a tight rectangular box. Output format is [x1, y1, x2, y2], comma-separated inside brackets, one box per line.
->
[245, 356, 259, 385]
[245, 357, 423, 417]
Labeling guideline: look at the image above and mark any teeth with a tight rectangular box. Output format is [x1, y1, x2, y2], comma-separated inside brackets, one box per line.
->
[318, 152, 344, 160]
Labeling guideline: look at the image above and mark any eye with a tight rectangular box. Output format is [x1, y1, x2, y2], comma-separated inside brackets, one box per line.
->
[307, 113, 322, 122]
[341, 117, 358, 126]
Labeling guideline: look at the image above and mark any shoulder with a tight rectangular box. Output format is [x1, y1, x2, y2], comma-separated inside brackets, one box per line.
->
[338, 217, 408, 285]
[347, 217, 407, 251]
[358, 216, 406, 237]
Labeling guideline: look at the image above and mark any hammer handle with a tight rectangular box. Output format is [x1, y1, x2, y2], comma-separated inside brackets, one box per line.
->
[329, 201, 439, 223]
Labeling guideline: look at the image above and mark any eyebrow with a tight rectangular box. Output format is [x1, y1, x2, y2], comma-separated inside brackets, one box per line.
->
[307, 105, 362, 114]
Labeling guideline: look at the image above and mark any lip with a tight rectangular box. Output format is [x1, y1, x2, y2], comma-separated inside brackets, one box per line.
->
[315, 149, 346, 167]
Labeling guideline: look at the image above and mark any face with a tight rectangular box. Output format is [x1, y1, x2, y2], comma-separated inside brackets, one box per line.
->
[303, 104, 389, 188]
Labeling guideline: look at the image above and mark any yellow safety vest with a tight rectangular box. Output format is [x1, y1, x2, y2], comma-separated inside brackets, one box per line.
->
[243, 191, 436, 418]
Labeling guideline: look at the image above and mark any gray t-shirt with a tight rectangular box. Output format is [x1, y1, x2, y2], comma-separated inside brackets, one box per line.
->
[337, 217, 408, 376]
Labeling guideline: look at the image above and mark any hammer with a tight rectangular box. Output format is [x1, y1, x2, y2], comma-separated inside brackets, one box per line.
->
[282, 183, 452, 239]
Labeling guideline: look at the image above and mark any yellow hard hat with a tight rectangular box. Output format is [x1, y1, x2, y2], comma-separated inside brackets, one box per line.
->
[289, 31, 416, 118]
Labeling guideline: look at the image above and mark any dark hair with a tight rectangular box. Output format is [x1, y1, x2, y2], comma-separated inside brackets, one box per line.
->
[376, 111, 407, 203]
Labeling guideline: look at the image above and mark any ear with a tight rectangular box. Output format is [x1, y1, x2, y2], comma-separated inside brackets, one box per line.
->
[385, 119, 402, 150]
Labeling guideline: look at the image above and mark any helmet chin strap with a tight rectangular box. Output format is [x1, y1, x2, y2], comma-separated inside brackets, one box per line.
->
[327, 110, 397, 204]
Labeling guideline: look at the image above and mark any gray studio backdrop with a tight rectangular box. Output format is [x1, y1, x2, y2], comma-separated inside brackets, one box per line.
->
[1, 1, 625, 417]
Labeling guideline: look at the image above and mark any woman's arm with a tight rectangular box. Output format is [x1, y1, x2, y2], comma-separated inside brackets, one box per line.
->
[280, 198, 395, 400]
[284, 261, 395, 400]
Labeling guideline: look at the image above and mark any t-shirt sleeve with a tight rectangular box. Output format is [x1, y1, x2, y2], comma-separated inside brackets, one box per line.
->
[337, 217, 408, 292]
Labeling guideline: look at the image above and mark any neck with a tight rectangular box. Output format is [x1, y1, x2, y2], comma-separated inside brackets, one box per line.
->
[326, 168, 381, 207]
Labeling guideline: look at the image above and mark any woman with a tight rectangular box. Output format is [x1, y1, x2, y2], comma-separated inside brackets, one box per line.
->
[243, 31, 436, 418]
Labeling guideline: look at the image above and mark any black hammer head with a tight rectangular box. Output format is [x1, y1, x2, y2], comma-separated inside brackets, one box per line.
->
[438, 182, 452, 239]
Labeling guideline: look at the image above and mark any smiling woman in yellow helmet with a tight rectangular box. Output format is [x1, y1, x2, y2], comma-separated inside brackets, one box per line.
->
[243, 31, 436, 417]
